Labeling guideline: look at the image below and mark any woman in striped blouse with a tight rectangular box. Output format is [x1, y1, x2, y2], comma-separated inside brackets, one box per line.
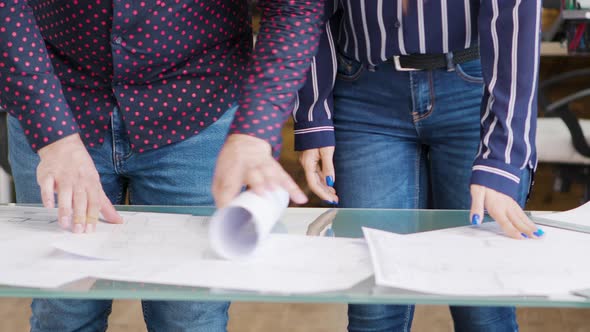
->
[293, 0, 544, 331]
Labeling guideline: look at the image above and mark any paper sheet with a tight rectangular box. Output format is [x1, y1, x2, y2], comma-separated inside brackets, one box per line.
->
[0, 206, 98, 288]
[53, 212, 212, 261]
[0, 206, 372, 293]
[209, 190, 289, 260]
[95, 235, 373, 293]
[364, 223, 590, 296]
[534, 201, 590, 232]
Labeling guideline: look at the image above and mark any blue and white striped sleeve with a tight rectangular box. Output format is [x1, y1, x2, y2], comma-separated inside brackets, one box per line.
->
[293, 17, 337, 151]
[472, 0, 541, 199]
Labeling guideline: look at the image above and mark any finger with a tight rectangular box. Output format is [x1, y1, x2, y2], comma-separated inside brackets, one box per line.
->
[85, 187, 100, 233]
[491, 210, 525, 240]
[38, 175, 56, 209]
[212, 161, 243, 208]
[302, 160, 336, 203]
[319, 147, 336, 188]
[273, 161, 307, 204]
[245, 166, 268, 196]
[266, 158, 307, 203]
[469, 185, 485, 225]
[72, 186, 87, 234]
[99, 191, 123, 224]
[56, 183, 74, 231]
[506, 203, 540, 238]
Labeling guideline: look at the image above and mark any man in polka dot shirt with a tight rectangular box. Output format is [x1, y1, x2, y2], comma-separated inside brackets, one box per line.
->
[1, 0, 324, 331]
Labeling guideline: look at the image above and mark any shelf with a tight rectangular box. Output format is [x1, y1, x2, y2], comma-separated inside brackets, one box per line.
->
[562, 9, 590, 20]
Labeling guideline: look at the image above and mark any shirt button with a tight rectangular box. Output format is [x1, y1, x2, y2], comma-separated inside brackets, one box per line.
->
[394, 21, 401, 29]
[113, 36, 123, 45]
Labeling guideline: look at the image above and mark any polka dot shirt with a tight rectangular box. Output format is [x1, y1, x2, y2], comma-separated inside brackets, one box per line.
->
[0, 0, 324, 154]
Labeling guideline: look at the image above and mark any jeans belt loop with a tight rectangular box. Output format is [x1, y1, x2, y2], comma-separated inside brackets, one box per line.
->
[445, 52, 455, 72]
[393, 55, 420, 72]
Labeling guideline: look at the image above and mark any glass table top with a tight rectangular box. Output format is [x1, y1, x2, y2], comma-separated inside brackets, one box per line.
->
[0, 205, 587, 308]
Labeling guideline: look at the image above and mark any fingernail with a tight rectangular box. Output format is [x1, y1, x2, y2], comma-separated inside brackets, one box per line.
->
[521, 233, 528, 239]
[325, 228, 335, 237]
[326, 176, 334, 187]
[60, 216, 72, 229]
[323, 200, 338, 206]
[533, 228, 545, 237]
[471, 214, 480, 225]
[73, 223, 84, 234]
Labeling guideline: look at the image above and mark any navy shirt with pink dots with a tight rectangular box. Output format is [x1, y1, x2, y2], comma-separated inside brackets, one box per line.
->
[0, 0, 324, 154]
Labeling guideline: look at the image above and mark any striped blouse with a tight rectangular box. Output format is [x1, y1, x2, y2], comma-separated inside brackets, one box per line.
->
[294, 0, 542, 199]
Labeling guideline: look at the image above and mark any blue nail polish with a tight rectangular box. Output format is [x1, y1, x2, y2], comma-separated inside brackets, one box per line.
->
[521, 233, 528, 238]
[326, 176, 335, 187]
[533, 228, 545, 237]
[471, 214, 480, 225]
[323, 200, 338, 206]
[325, 228, 334, 237]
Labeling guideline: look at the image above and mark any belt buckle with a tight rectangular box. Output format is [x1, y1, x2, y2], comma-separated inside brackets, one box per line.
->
[393, 56, 419, 72]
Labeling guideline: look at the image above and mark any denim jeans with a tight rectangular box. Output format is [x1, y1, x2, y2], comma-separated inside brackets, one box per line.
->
[8, 105, 237, 332]
[333, 54, 529, 332]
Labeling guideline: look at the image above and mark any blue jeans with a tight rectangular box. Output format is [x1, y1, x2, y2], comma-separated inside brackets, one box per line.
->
[333, 55, 529, 332]
[8, 105, 237, 332]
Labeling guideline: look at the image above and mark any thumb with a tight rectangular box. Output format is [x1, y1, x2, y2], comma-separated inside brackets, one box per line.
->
[319, 147, 336, 187]
[469, 184, 485, 225]
[99, 191, 123, 224]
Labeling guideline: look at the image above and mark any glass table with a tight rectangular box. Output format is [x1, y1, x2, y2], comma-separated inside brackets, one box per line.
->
[1, 205, 588, 308]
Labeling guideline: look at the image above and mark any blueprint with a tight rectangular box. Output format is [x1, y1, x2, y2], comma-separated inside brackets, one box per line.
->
[0, 206, 372, 293]
[364, 223, 590, 296]
[209, 189, 289, 260]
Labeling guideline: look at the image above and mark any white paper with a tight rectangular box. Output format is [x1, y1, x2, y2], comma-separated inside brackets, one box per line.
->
[208, 189, 289, 260]
[364, 223, 590, 297]
[0, 206, 97, 288]
[534, 201, 590, 230]
[53, 212, 212, 261]
[95, 234, 373, 293]
[0, 206, 372, 293]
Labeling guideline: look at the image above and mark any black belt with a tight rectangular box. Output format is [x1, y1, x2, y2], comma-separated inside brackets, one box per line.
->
[387, 45, 480, 71]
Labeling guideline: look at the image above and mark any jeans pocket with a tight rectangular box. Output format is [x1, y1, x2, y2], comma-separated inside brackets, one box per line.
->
[336, 52, 364, 82]
[455, 59, 484, 85]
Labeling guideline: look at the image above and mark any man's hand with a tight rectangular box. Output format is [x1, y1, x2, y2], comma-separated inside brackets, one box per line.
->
[37, 134, 123, 233]
[470, 184, 543, 239]
[299, 147, 338, 204]
[212, 134, 307, 208]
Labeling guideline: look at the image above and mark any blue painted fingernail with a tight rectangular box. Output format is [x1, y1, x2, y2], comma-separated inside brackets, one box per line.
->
[533, 228, 545, 237]
[323, 200, 338, 206]
[521, 233, 528, 238]
[325, 228, 334, 237]
[471, 214, 480, 225]
[326, 176, 335, 187]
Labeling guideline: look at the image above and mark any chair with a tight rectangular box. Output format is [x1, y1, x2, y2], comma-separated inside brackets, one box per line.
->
[536, 68, 590, 202]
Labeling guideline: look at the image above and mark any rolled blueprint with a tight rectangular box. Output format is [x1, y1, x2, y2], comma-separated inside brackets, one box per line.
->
[209, 189, 289, 260]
